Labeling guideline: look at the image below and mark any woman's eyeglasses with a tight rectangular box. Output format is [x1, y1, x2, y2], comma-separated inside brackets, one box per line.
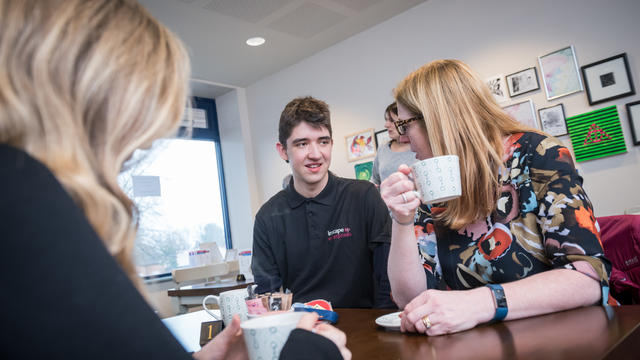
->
[393, 115, 423, 135]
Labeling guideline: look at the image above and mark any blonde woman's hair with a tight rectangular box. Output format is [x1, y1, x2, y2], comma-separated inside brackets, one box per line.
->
[0, 0, 190, 280]
[395, 59, 539, 230]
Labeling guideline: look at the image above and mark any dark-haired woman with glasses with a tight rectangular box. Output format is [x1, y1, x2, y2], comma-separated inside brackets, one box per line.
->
[370, 103, 416, 186]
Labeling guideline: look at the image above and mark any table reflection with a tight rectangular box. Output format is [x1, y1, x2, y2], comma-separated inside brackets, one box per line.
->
[351, 306, 618, 360]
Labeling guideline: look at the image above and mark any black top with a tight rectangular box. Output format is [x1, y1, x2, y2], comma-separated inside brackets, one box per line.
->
[280, 329, 343, 360]
[252, 172, 393, 308]
[0, 144, 342, 359]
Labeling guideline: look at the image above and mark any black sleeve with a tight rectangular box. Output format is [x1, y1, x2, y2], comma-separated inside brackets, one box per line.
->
[363, 184, 394, 308]
[279, 329, 343, 360]
[0, 145, 192, 360]
[251, 212, 283, 293]
[373, 243, 395, 309]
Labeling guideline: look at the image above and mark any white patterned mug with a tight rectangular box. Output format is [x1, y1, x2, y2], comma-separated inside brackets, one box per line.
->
[240, 312, 304, 360]
[410, 155, 461, 204]
[202, 288, 249, 325]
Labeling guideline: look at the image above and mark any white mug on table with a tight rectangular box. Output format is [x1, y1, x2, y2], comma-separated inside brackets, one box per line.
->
[202, 288, 249, 325]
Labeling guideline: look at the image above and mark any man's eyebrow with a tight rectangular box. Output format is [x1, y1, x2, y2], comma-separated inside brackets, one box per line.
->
[291, 136, 331, 144]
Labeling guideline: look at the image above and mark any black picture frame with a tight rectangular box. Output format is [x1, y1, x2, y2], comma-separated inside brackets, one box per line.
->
[625, 100, 640, 146]
[538, 103, 568, 137]
[506, 67, 540, 97]
[581, 53, 636, 106]
[374, 129, 389, 149]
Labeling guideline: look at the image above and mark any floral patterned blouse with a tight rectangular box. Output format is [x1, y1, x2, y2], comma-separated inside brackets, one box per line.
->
[415, 132, 612, 304]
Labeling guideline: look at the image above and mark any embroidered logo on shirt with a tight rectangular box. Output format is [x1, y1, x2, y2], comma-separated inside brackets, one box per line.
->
[327, 227, 352, 241]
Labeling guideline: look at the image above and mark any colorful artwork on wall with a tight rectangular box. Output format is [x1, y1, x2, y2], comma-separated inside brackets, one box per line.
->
[538, 45, 583, 100]
[566, 105, 627, 162]
[345, 128, 376, 162]
[354, 161, 373, 180]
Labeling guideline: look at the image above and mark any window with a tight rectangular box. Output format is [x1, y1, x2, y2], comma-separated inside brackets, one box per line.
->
[117, 97, 230, 278]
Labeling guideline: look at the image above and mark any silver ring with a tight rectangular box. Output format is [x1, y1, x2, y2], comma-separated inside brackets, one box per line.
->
[401, 192, 408, 203]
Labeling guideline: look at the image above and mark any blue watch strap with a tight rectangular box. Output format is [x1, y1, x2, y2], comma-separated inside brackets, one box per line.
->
[486, 283, 508, 322]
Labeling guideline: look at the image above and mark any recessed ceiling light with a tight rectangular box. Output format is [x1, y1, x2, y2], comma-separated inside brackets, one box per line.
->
[246, 37, 266, 47]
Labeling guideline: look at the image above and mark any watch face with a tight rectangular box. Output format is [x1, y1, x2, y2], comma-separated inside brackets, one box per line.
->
[495, 288, 507, 307]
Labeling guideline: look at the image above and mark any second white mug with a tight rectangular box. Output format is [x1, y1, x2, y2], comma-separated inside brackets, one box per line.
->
[202, 288, 249, 325]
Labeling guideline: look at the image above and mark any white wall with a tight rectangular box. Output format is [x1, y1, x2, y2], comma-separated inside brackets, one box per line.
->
[244, 0, 640, 217]
[216, 89, 261, 250]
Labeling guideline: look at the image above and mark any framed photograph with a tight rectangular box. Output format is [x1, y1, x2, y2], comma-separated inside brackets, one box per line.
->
[538, 45, 583, 100]
[626, 100, 640, 146]
[354, 161, 374, 180]
[374, 129, 390, 149]
[485, 74, 509, 103]
[581, 53, 636, 106]
[503, 99, 538, 129]
[506, 67, 540, 97]
[345, 128, 376, 162]
[538, 103, 568, 137]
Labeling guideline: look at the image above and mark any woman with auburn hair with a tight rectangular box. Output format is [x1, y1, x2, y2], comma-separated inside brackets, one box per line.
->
[380, 59, 612, 336]
[0, 1, 348, 359]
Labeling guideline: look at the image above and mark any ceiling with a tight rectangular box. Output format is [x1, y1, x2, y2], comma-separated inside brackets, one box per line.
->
[140, 0, 426, 96]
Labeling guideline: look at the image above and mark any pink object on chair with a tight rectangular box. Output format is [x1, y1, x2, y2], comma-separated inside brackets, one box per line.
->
[598, 215, 640, 304]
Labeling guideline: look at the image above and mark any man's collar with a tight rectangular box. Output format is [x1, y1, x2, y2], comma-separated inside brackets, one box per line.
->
[286, 172, 336, 208]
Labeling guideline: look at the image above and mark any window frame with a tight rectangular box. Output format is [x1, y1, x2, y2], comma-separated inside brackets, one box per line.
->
[140, 96, 232, 281]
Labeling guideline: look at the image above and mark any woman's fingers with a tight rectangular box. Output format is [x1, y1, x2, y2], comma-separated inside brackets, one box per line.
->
[295, 312, 319, 331]
[313, 324, 351, 360]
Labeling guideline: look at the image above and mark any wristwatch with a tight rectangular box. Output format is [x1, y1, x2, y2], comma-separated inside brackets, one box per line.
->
[486, 283, 508, 322]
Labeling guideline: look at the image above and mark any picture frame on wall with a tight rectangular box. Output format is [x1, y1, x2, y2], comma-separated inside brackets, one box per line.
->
[374, 129, 390, 149]
[485, 74, 509, 103]
[345, 128, 376, 162]
[581, 53, 636, 106]
[538, 45, 583, 100]
[626, 100, 640, 146]
[354, 161, 374, 180]
[538, 103, 568, 137]
[506, 67, 540, 97]
[503, 99, 538, 129]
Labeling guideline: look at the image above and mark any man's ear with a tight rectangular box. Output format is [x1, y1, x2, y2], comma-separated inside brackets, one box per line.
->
[276, 142, 289, 163]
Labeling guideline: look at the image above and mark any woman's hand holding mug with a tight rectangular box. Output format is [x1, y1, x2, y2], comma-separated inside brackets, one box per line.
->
[380, 164, 421, 224]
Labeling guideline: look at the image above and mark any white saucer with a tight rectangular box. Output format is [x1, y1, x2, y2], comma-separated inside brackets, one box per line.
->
[375, 311, 402, 331]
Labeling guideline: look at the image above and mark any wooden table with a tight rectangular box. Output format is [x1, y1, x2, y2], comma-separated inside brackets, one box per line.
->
[335, 306, 640, 360]
[167, 280, 254, 314]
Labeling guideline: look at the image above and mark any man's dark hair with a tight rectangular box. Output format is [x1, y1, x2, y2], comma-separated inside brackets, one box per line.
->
[278, 96, 332, 148]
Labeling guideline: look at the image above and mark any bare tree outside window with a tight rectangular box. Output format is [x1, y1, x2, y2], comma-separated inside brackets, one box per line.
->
[118, 138, 227, 277]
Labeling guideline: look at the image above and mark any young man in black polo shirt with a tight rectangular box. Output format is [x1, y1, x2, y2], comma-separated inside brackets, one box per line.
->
[251, 96, 394, 308]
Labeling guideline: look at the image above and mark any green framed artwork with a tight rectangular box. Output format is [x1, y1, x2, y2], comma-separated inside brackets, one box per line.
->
[566, 105, 627, 162]
[354, 161, 373, 180]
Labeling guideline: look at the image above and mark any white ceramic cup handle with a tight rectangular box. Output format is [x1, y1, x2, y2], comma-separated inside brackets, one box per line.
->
[202, 295, 222, 320]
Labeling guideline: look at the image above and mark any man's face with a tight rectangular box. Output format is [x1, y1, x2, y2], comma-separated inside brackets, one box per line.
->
[277, 122, 333, 192]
